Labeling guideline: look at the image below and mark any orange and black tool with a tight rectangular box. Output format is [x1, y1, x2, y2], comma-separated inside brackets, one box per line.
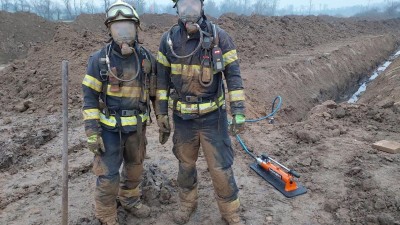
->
[250, 154, 307, 198]
[236, 135, 307, 198]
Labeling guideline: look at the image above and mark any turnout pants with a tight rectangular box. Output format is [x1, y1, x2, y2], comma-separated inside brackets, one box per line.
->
[92, 127, 146, 221]
[172, 109, 239, 204]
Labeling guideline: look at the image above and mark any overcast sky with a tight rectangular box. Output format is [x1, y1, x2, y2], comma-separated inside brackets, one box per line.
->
[153, 0, 385, 8]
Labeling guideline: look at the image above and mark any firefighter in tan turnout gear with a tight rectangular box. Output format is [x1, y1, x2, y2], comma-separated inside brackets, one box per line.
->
[155, 0, 246, 224]
[81, 1, 157, 224]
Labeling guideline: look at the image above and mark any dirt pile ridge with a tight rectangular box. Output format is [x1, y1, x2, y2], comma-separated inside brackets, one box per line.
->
[0, 11, 56, 63]
[0, 24, 107, 117]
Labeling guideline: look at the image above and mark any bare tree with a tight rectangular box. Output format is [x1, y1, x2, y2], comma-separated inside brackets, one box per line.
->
[204, 0, 219, 17]
[52, 2, 63, 20]
[308, 0, 313, 15]
[271, 0, 279, 16]
[1, 0, 11, 11]
[84, 0, 95, 14]
[12, 0, 18, 11]
[103, 0, 110, 12]
[17, 0, 29, 11]
[31, 0, 51, 19]
[63, 0, 73, 19]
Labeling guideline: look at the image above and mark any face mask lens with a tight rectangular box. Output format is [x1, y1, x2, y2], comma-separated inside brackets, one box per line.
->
[177, 0, 201, 22]
[110, 21, 137, 45]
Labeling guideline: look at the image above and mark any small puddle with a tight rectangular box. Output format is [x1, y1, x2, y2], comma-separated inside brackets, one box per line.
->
[348, 49, 400, 103]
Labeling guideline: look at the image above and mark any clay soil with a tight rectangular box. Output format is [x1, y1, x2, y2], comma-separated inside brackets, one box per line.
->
[0, 11, 399, 225]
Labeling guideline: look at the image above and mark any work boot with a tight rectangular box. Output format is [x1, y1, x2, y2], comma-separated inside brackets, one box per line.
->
[95, 178, 119, 225]
[118, 187, 151, 218]
[173, 187, 198, 224]
[125, 201, 151, 218]
[99, 217, 119, 225]
[217, 199, 245, 225]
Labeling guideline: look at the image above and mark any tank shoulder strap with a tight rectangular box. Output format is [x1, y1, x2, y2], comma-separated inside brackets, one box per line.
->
[98, 44, 110, 117]
[205, 20, 220, 47]
[98, 44, 110, 82]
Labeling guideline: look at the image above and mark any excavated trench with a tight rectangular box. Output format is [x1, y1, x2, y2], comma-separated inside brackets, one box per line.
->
[348, 48, 400, 103]
[242, 34, 400, 123]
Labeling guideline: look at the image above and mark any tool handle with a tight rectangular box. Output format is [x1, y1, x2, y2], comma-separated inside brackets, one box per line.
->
[289, 170, 300, 178]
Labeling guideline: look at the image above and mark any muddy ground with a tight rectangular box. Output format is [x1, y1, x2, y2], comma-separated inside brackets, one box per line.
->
[0, 11, 399, 225]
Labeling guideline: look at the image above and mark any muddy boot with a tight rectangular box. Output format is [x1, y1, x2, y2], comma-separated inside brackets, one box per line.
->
[118, 187, 151, 218]
[99, 217, 119, 225]
[95, 177, 119, 225]
[173, 187, 198, 225]
[217, 199, 244, 225]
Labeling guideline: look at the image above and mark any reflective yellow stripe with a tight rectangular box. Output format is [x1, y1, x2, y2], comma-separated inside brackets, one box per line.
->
[156, 90, 168, 101]
[157, 51, 171, 67]
[229, 90, 245, 102]
[171, 64, 201, 76]
[169, 95, 225, 114]
[100, 113, 117, 127]
[106, 86, 141, 98]
[223, 50, 238, 67]
[99, 113, 149, 127]
[171, 64, 182, 75]
[121, 114, 149, 126]
[82, 74, 102, 92]
[83, 109, 100, 120]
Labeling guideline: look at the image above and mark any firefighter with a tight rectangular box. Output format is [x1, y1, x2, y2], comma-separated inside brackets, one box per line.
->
[155, 0, 246, 224]
[81, 1, 157, 224]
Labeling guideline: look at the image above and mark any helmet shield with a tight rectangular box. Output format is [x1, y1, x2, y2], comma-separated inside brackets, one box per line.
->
[109, 20, 137, 45]
[177, 0, 202, 23]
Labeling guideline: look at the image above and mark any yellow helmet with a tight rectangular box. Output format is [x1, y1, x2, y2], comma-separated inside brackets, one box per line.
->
[105, 0, 140, 26]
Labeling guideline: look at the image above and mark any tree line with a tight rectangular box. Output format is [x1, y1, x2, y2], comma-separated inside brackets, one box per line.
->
[0, 0, 399, 21]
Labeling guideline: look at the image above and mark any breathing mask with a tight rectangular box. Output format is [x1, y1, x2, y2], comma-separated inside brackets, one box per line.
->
[176, 0, 203, 34]
[109, 21, 137, 55]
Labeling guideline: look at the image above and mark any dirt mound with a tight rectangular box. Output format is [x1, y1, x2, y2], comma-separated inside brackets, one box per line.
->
[0, 24, 105, 118]
[141, 13, 178, 29]
[0, 11, 56, 63]
[72, 13, 108, 34]
[217, 15, 400, 62]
